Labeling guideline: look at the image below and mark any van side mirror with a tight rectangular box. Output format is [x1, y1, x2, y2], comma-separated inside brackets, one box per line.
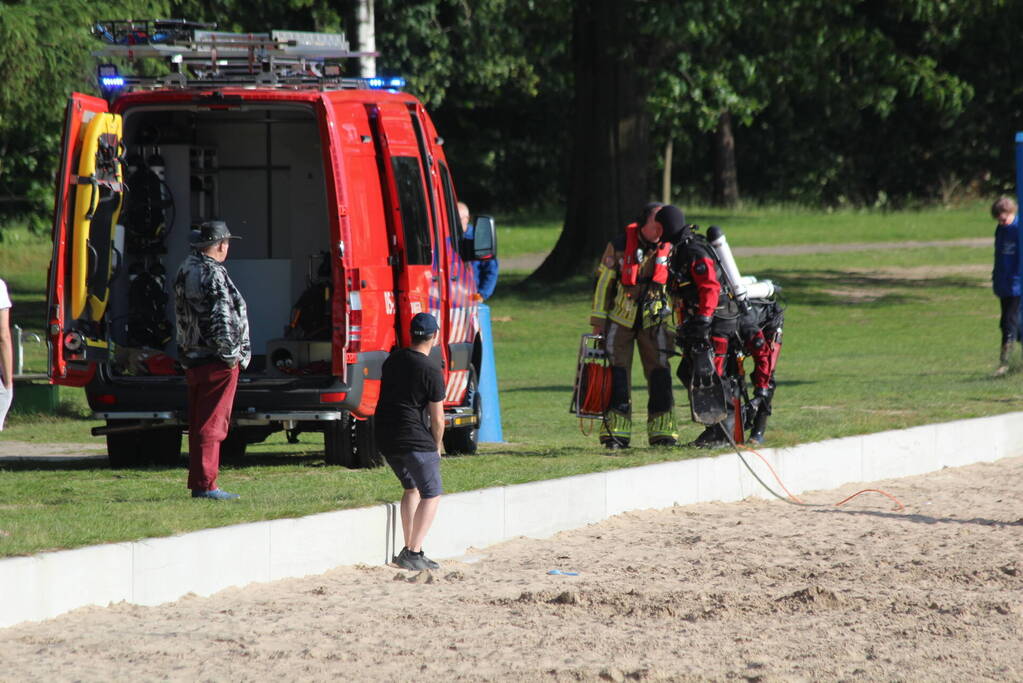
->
[462, 215, 497, 261]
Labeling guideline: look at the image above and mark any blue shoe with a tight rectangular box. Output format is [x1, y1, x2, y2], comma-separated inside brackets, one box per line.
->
[191, 488, 240, 500]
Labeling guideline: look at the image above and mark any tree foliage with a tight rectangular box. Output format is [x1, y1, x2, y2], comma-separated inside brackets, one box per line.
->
[0, 0, 164, 230]
[3, 0, 1023, 247]
[646, 0, 979, 206]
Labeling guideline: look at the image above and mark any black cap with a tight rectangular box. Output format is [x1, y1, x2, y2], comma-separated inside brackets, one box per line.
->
[190, 220, 241, 249]
[410, 312, 439, 337]
[654, 205, 686, 243]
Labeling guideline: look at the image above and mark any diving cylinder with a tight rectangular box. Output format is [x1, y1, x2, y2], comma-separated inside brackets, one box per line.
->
[746, 280, 776, 299]
[739, 275, 776, 299]
[706, 225, 749, 307]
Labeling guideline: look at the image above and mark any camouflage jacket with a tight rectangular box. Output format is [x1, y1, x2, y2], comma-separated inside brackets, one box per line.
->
[174, 252, 251, 369]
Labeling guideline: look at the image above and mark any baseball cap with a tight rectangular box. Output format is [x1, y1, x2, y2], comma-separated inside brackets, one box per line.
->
[190, 220, 241, 248]
[410, 312, 439, 337]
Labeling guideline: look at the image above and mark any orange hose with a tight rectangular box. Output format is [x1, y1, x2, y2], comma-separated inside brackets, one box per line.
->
[579, 362, 611, 415]
[834, 488, 905, 512]
[738, 443, 905, 511]
[738, 443, 806, 504]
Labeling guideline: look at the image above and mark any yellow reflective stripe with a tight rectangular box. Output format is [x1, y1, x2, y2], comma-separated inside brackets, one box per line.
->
[591, 264, 616, 318]
[606, 286, 636, 327]
[600, 410, 632, 439]
[647, 411, 678, 439]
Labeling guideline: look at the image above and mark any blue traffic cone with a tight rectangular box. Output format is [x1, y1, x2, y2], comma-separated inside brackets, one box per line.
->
[477, 303, 504, 442]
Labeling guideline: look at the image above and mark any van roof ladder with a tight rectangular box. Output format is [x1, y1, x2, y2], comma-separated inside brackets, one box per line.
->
[91, 19, 393, 95]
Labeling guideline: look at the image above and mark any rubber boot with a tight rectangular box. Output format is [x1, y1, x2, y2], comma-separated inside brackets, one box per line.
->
[600, 410, 631, 451]
[994, 342, 1013, 377]
[687, 411, 736, 449]
[749, 409, 769, 445]
[647, 411, 679, 446]
[688, 424, 727, 448]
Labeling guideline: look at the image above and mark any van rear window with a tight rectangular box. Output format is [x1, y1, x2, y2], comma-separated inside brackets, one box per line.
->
[439, 163, 461, 247]
[391, 156, 432, 265]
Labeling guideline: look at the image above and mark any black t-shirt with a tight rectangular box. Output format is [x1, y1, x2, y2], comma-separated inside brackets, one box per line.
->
[374, 347, 446, 454]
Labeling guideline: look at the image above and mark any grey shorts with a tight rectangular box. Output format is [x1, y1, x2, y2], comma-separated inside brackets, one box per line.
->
[384, 450, 443, 499]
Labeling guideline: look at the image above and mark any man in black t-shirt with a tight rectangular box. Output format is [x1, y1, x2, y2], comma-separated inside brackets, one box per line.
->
[375, 312, 446, 571]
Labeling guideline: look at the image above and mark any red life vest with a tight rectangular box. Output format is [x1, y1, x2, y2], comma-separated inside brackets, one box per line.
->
[621, 223, 672, 287]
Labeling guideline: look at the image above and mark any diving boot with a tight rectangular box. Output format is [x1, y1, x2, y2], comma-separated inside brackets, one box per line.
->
[687, 425, 728, 448]
[748, 409, 770, 445]
[994, 342, 1013, 377]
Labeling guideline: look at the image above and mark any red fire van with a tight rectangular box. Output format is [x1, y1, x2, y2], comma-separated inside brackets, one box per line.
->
[46, 21, 494, 467]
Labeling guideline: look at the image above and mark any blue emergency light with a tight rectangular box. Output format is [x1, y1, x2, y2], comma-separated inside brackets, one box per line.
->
[368, 76, 406, 91]
[98, 64, 126, 92]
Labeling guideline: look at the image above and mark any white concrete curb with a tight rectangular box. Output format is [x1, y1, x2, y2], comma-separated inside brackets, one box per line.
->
[2, 412, 1020, 629]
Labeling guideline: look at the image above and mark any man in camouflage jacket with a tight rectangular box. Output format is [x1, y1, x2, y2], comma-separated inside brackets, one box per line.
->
[174, 220, 250, 500]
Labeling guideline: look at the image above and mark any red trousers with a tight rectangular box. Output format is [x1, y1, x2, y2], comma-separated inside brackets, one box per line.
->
[186, 362, 239, 491]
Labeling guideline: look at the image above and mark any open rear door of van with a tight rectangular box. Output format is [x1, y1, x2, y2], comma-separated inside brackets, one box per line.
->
[48, 93, 122, 386]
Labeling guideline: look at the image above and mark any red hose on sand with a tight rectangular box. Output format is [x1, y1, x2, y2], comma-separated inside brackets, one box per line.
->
[734, 441, 906, 511]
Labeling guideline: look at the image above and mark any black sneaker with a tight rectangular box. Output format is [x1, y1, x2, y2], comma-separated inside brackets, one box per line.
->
[410, 549, 440, 570]
[395, 547, 439, 571]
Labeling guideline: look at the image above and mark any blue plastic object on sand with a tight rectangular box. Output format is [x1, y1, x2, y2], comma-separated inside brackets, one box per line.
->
[547, 569, 579, 576]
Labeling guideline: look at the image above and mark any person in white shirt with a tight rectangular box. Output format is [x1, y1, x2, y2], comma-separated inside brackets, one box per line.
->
[0, 278, 13, 430]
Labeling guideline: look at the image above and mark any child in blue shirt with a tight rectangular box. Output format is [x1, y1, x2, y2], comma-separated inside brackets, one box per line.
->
[991, 196, 1021, 376]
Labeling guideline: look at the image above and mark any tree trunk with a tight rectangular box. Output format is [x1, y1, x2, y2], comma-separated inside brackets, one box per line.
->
[661, 137, 673, 204]
[530, 2, 651, 282]
[712, 110, 739, 207]
[355, 0, 376, 78]
[340, 0, 376, 78]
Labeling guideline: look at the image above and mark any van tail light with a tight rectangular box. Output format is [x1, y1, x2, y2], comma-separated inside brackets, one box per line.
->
[320, 392, 348, 403]
[94, 394, 117, 406]
[346, 309, 362, 353]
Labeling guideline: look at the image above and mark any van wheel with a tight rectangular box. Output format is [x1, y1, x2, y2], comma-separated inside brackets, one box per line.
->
[107, 430, 140, 468]
[106, 425, 180, 467]
[220, 430, 248, 463]
[354, 416, 382, 469]
[324, 412, 356, 467]
[443, 367, 480, 455]
[149, 428, 183, 467]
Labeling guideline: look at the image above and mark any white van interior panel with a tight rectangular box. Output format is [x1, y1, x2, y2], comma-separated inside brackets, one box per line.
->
[111, 104, 333, 374]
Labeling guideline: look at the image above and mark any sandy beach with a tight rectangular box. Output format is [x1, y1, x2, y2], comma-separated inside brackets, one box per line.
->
[1, 454, 1021, 681]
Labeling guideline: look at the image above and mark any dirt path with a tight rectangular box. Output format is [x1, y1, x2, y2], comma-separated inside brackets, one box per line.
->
[0, 440, 105, 463]
[501, 237, 990, 272]
[1, 455, 1020, 681]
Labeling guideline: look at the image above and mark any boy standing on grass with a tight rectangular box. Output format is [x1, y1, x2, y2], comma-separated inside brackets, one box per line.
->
[992, 197, 1022, 376]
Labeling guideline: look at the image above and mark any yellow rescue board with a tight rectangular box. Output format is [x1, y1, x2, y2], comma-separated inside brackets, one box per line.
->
[70, 111, 123, 321]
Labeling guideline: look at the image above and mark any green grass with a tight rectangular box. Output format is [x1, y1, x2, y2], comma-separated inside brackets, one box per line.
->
[1, 227, 53, 377]
[683, 200, 992, 246]
[496, 200, 994, 262]
[1, 203, 1018, 557]
[497, 220, 563, 258]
